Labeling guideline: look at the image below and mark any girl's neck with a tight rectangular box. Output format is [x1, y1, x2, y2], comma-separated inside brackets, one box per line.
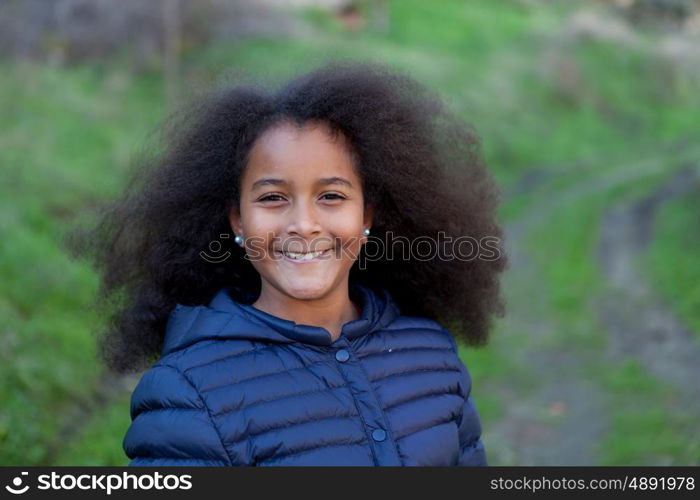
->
[251, 282, 361, 342]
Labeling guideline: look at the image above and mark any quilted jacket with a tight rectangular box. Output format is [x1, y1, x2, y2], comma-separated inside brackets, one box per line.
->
[123, 281, 487, 466]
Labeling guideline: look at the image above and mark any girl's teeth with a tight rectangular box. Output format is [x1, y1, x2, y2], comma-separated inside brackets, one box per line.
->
[284, 249, 326, 260]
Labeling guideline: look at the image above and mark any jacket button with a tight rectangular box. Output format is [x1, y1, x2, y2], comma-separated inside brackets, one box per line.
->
[372, 429, 386, 442]
[335, 349, 350, 362]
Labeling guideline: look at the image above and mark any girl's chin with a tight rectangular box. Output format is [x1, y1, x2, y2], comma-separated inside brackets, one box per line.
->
[275, 279, 340, 300]
[283, 285, 332, 300]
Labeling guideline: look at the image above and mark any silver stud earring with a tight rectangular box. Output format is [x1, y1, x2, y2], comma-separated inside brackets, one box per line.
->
[234, 234, 243, 245]
[363, 228, 370, 236]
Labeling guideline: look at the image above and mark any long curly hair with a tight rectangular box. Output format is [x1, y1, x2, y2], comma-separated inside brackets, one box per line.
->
[66, 61, 508, 374]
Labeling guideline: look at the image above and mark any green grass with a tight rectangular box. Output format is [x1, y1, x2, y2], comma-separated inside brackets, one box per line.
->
[52, 392, 133, 466]
[644, 193, 700, 344]
[0, 61, 164, 465]
[518, 163, 700, 464]
[2, 0, 700, 465]
[457, 339, 528, 425]
[598, 360, 700, 465]
[506, 177, 700, 466]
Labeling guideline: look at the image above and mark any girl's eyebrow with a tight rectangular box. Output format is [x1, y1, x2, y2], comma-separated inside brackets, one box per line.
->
[250, 176, 354, 190]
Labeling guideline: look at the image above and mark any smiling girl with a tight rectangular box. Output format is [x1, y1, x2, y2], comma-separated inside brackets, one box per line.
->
[75, 61, 508, 466]
[228, 120, 372, 341]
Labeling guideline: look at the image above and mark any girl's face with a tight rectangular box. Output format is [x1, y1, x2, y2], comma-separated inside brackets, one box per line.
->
[229, 120, 372, 303]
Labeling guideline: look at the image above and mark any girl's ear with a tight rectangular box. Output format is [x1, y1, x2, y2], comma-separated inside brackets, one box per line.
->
[363, 204, 374, 231]
[228, 206, 242, 235]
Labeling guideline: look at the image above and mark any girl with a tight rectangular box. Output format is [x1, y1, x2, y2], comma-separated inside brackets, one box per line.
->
[77, 61, 507, 466]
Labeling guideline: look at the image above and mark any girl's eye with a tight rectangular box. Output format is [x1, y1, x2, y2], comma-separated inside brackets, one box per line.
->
[321, 193, 345, 201]
[257, 193, 345, 203]
[259, 194, 285, 202]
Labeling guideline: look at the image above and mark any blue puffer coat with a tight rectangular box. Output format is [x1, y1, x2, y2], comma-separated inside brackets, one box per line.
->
[123, 282, 487, 466]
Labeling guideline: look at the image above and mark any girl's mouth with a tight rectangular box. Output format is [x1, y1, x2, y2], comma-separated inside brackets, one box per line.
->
[277, 248, 332, 263]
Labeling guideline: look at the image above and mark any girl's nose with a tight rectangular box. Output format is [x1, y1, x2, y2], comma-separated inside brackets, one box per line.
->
[285, 200, 322, 238]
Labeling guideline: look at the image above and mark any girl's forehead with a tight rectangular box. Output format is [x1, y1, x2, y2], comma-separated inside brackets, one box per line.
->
[242, 164, 360, 190]
[251, 121, 349, 158]
[243, 122, 359, 186]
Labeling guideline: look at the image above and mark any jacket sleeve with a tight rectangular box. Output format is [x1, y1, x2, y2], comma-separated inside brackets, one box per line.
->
[123, 363, 234, 466]
[445, 332, 488, 466]
[456, 391, 488, 466]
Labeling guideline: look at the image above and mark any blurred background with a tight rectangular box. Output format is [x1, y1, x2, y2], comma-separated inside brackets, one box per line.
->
[1, 0, 699, 466]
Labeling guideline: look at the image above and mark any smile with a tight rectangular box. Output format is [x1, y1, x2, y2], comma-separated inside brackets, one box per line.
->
[277, 248, 332, 262]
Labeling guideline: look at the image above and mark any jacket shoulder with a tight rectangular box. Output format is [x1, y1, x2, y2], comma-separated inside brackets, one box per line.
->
[379, 314, 459, 350]
[160, 336, 263, 373]
[123, 351, 234, 466]
[383, 314, 445, 332]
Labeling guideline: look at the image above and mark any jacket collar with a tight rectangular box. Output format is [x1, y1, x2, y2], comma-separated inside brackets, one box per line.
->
[162, 282, 400, 356]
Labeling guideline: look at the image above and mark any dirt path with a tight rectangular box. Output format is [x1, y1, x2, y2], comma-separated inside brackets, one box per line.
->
[485, 157, 700, 465]
[485, 175, 609, 465]
[596, 166, 700, 401]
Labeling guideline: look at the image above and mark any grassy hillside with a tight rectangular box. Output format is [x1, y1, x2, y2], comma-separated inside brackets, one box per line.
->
[1, 0, 698, 465]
